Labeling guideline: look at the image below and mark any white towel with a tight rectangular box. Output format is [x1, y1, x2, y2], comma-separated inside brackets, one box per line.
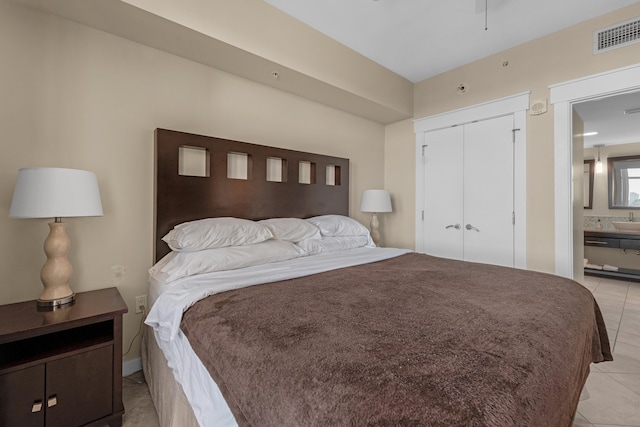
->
[584, 258, 589, 266]
[585, 263, 603, 270]
[603, 264, 619, 272]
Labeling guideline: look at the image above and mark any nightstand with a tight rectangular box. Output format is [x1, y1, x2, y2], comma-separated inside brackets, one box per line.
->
[0, 287, 128, 427]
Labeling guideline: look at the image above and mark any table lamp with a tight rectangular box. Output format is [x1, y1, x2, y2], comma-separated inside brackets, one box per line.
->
[9, 167, 103, 309]
[360, 189, 392, 246]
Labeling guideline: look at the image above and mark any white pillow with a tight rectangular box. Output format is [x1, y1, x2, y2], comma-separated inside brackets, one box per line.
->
[151, 240, 305, 282]
[297, 235, 372, 255]
[162, 217, 273, 251]
[259, 218, 321, 242]
[306, 215, 370, 237]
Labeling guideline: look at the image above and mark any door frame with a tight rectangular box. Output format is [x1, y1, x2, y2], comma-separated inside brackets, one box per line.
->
[413, 92, 529, 269]
[550, 63, 640, 278]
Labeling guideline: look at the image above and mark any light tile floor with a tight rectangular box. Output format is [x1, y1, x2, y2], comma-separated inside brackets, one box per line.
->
[120, 370, 160, 427]
[573, 276, 640, 427]
[120, 276, 640, 427]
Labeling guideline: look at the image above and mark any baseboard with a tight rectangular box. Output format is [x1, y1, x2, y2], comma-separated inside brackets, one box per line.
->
[123, 357, 142, 376]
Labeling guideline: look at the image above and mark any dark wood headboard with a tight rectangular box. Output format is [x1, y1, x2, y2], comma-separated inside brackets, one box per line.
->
[154, 129, 350, 261]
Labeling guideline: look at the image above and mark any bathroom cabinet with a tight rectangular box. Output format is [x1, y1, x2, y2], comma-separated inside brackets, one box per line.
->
[584, 230, 640, 282]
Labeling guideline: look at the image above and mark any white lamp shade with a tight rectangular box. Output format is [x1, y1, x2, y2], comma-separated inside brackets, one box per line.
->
[10, 167, 104, 218]
[360, 189, 392, 213]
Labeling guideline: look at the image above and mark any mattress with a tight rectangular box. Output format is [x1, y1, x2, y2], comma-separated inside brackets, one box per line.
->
[142, 327, 199, 427]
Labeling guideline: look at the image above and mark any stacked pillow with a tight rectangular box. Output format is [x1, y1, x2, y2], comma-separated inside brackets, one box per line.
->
[258, 218, 321, 242]
[299, 215, 375, 255]
[151, 215, 374, 281]
[162, 217, 274, 251]
[152, 217, 302, 282]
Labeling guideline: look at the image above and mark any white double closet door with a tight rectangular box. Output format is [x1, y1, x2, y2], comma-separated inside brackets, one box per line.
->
[422, 114, 515, 267]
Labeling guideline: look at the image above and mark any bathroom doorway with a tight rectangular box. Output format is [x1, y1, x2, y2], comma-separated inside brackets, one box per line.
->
[550, 63, 640, 279]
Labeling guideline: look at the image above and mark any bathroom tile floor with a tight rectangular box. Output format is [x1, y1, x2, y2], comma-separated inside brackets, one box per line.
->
[118, 276, 640, 426]
[573, 276, 640, 427]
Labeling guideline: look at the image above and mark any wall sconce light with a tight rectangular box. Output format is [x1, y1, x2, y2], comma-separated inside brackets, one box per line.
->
[594, 144, 605, 174]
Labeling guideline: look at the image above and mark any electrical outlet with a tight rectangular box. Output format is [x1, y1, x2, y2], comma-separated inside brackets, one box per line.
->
[135, 295, 147, 314]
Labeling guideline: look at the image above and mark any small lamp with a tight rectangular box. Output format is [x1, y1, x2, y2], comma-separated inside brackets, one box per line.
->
[360, 189, 392, 246]
[10, 168, 103, 309]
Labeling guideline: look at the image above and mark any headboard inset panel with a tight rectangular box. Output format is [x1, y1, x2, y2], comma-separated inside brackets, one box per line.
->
[154, 129, 350, 261]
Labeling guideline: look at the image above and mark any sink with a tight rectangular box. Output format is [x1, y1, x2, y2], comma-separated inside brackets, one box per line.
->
[612, 221, 640, 232]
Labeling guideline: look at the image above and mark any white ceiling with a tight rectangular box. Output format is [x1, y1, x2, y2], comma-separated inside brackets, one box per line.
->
[264, 0, 640, 83]
[574, 90, 640, 148]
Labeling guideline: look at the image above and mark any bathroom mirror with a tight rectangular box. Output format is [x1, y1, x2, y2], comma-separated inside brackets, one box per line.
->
[584, 160, 594, 209]
[608, 155, 640, 209]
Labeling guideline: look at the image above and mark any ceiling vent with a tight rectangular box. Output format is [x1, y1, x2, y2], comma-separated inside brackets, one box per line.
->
[593, 17, 640, 54]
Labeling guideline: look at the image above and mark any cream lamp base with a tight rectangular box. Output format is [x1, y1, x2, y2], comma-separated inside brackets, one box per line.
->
[38, 221, 75, 309]
[369, 213, 381, 246]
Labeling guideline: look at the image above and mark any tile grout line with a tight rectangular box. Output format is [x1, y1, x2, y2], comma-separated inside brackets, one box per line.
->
[592, 279, 629, 354]
[575, 409, 594, 426]
[610, 281, 631, 353]
[602, 371, 640, 399]
[593, 281, 640, 407]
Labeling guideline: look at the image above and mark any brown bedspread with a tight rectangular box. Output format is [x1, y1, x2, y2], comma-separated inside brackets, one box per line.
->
[181, 253, 612, 426]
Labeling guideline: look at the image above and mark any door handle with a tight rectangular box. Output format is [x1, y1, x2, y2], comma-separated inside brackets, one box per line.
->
[32, 400, 43, 413]
[465, 224, 480, 232]
[445, 224, 461, 230]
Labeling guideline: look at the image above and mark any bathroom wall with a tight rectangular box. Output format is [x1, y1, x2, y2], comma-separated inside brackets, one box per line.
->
[584, 142, 640, 270]
[584, 141, 640, 229]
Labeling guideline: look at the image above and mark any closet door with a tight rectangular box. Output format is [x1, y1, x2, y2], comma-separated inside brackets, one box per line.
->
[422, 126, 464, 260]
[463, 115, 514, 267]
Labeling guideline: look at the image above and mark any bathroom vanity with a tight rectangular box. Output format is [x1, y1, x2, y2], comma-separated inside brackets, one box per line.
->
[584, 229, 640, 281]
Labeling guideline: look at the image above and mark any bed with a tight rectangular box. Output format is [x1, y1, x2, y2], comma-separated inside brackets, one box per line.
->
[142, 129, 612, 427]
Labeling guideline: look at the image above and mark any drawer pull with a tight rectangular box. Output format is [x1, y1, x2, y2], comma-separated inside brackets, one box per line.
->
[31, 400, 43, 413]
[586, 240, 608, 245]
[47, 395, 57, 408]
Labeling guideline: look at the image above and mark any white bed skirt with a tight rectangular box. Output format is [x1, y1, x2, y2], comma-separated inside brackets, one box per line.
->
[142, 325, 200, 427]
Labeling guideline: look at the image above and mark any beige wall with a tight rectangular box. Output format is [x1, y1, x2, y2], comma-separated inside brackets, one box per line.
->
[383, 119, 416, 249]
[385, 3, 640, 273]
[0, 1, 385, 361]
[119, 0, 414, 120]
